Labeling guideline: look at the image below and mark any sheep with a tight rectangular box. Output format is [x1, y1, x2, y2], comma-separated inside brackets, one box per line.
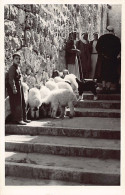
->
[28, 88, 41, 119]
[57, 81, 73, 92]
[39, 86, 51, 118]
[41, 89, 77, 119]
[45, 80, 58, 91]
[22, 82, 29, 107]
[40, 82, 72, 118]
[64, 74, 78, 92]
[40, 85, 51, 100]
[54, 76, 64, 83]
[49, 78, 54, 82]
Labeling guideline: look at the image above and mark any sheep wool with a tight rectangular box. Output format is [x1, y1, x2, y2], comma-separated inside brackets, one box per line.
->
[64, 74, 78, 92]
[45, 80, 58, 91]
[42, 89, 77, 118]
[22, 82, 29, 106]
[57, 81, 73, 92]
[54, 76, 64, 83]
[49, 78, 54, 82]
[28, 88, 41, 109]
[40, 86, 51, 100]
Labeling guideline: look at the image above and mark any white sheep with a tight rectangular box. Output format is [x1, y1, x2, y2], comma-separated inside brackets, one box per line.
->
[28, 88, 41, 119]
[45, 80, 58, 91]
[22, 82, 29, 107]
[40, 86, 51, 100]
[64, 74, 78, 92]
[54, 76, 64, 83]
[49, 78, 54, 82]
[41, 89, 77, 119]
[57, 81, 73, 92]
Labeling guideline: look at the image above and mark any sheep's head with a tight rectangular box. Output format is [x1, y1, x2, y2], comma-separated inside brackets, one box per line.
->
[40, 102, 51, 118]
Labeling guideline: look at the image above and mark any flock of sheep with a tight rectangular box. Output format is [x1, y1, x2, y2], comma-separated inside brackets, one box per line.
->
[6, 74, 79, 121]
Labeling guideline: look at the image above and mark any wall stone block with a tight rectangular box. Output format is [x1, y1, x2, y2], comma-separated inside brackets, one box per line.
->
[9, 5, 18, 21]
[5, 20, 16, 36]
[18, 8, 25, 24]
[4, 5, 10, 20]
[24, 5, 32, 12]
[24, 30, 32, 46]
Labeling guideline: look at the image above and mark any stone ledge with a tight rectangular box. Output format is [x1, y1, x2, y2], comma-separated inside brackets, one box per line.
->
[5, 125, 120, 139]
[66, 108, 120, 118]
[5, 162, 120, 185]
[76, 101, 120, 109]
[83, 94, 120, 100]
[5, 141, 120, 159]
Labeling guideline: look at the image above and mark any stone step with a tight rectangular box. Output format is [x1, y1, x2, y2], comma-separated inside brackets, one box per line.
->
[5, 135, 120, 159]
[5, 176, 85, 186]
[76, 100, 120, 109]
[5, 125, 120, 140]
[66, 108, 120, 118]
[5, 152, 120, 185]
[5, 117, 120, 132]
[82, 94, 120, 100]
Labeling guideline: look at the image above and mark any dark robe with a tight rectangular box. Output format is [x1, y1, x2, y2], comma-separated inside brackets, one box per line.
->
[6, 64, 27, 122]
[94, 34, 121, 83]
[65, 39, 78, 67]
[65, 39, 82, 79]
[76, 40, 91, 79]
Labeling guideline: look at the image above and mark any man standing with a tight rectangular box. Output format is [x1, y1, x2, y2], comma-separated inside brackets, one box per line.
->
[6, 53, 31, 125]
[95, 26, 121, 93]
[65, 32, 81, 79]
[76, 32, 91, 79]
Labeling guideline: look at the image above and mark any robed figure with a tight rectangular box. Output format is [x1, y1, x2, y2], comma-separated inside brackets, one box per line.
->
[65, 32, 81, 79]
[76, 33, 91, 79]
[94, 26, 121, 91]
[6, 54, 30, 125]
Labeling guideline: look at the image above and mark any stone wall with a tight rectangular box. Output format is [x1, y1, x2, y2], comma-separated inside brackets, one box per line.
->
[4, 4, 109, 76]
[107, 4, 121, 39]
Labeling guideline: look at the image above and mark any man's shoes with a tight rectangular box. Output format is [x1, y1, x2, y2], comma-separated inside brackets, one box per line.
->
[16, 121, 27, 125]
[24, 119, 31, 123]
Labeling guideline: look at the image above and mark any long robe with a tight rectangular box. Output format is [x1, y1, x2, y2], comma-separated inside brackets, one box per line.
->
[65, 39, 80, 79]
[95, 33, 121, 83]
[89, 40, 98, 79]
[6, 64, 26, 122]
[76, 40, 91, 79]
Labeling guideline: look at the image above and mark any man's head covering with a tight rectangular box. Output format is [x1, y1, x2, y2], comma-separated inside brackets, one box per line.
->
[106, 26, 114, 32]
[69, 31, 77, 40]
[81, 32, 88, 36]
[93, 32, 98, 35]
[69, 31, 77, 36]
[13, 53, 21, 59]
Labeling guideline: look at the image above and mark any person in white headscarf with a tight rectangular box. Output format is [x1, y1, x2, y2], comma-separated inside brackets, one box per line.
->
[89, 32, 99, 79]
[65, 32, 81, 79]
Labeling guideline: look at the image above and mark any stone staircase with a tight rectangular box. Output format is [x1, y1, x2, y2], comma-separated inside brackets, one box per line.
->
[5, 93, 121, 186]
